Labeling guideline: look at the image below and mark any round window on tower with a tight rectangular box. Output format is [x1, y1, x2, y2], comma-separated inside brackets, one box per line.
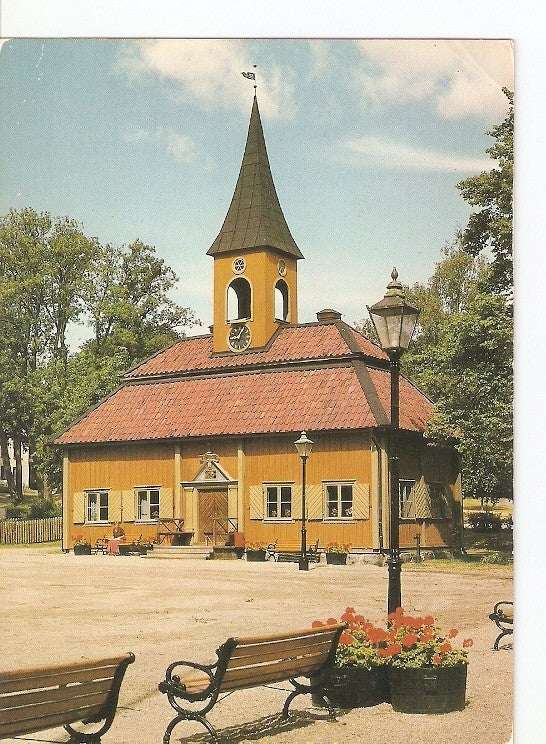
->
[233, 257, 246, 274]
[277, 259, 287, 276]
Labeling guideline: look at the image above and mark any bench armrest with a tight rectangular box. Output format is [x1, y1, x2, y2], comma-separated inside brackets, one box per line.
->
[159, 660, 217, 702]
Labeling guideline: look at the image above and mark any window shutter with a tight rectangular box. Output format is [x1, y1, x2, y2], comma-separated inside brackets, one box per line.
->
[159, 487, 174, 519]
[73, 492, 85, 524]
[249, 485, 264, 520]
[108, 491, 122, 522]
[306, 484, 323, 520]
[122, 490, 136, 522]
[292, 485, 302, 520]
[413, 479, 432, 519]
[352, 482, 370, 520]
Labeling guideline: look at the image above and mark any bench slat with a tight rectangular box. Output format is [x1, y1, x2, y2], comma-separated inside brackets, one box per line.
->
[0, 665, 118, 695]
[0, 678, 112, 716]
[0, 688, 109, 727]
[0, 703, 105, 738]
[220, 651, 330, 690]
[232, 623, 345, 647]
[228, 637, 334, 665]
[0, 654, 130, 683]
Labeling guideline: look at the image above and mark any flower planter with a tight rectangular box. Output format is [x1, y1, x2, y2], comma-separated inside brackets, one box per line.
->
[312, 665, 390, 708]
[246, 550, 267, 562]
[73, 544, 91, 555]
[389, 665, 467, 713]
[326, 552, 348, 565]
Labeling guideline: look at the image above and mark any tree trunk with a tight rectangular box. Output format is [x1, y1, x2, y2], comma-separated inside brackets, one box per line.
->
[0, 425, 18, 500]
[13, 436, 24, 501]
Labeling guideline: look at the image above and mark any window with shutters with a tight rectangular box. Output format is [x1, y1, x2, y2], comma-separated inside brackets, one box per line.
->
[137, 488, 160, 521]
[324, 483, 353, 520]
[399, 480, 416, 519]
[86, 491, 109, 523]
[265, 484, 292, 520]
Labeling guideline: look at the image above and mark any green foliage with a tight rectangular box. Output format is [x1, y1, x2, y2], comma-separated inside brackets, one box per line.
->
[0, 208, 200, 501]
[457, 89, 513, 295]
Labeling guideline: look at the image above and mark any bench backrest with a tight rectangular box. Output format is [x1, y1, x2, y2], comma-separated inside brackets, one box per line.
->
[0, 653, 134, 739]
[215, 623, 346, 692]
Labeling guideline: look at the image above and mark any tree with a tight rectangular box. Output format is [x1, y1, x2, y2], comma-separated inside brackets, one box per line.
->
[457, 88, 513, 296]
[84, 239, 199, 366]
[423, 293, 513, 503]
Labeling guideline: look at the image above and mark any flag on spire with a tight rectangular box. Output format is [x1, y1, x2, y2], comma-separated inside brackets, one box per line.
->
[242, 71, 256, 80]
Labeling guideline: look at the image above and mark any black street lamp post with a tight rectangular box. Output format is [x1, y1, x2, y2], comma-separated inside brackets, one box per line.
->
[294, 431, 314, 572]
[368, 269, 420, 615]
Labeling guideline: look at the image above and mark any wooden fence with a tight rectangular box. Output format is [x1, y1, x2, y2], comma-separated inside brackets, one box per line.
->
[0, 517, 62, 545]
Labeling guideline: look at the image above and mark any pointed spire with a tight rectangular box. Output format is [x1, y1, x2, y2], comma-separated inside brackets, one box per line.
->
[207, 95, 303, 259]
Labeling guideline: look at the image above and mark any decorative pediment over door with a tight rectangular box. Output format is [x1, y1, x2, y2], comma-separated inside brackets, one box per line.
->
[182, 452, 237, 486]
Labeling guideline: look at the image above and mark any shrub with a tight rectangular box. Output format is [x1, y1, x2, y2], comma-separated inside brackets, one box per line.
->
[467, 512, 502, 531]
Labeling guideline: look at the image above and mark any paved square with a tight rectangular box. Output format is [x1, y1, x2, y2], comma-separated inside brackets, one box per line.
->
[1, 549, 512, 743]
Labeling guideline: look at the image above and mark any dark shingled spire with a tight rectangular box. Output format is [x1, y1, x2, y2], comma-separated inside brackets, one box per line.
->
[207, 95, 303, 259]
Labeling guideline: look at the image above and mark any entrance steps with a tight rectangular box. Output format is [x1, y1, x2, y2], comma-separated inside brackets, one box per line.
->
[145, 545, 213, 560]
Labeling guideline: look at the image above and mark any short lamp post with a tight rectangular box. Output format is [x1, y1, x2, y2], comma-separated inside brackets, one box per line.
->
[368, 269, 420, 615]
[294, 431, 314, 571]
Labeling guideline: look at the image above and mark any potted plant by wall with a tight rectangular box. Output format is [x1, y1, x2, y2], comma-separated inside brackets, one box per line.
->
[311, 608, 390, 708]
[73, 536, 92, 555]
[245, 543, 267, 562]
[387, 607, 472, 713]
[325, 542, 350, 565]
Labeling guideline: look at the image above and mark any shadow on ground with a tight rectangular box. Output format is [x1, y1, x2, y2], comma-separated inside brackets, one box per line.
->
[169, 709, 347, 743]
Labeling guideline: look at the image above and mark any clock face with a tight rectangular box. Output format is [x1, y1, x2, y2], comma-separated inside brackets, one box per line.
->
[228, 323, 251, 352]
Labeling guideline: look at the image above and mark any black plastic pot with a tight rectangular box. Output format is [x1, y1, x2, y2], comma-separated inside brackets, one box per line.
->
[326, 552, 348, 565]
[389, 665, 467, 713]
[312, 665, 390, 708]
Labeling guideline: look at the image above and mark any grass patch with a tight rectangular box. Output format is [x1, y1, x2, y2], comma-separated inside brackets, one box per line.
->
[404, 556, 513, 573]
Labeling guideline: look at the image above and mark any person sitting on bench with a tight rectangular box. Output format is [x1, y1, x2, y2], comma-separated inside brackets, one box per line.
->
[108, 523, 125, 554]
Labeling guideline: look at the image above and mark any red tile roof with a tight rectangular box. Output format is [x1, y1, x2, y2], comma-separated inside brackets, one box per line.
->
[124, 322, 387, 379]
[55, 364, 432, 445]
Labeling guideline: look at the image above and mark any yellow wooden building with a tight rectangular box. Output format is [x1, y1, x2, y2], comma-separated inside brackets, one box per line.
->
[55, 96, 462, 556]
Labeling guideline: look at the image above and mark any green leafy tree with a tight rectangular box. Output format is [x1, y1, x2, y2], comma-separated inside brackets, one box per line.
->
[457, 88, 513, 295]
[84, 239, 199, 365]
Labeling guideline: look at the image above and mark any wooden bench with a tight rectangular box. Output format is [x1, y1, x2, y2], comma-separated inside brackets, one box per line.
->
[158, 622, 347, 744]
[489, 601, 513, 650]
[267, 539, 320, 563]
[0, 653, 134, 742]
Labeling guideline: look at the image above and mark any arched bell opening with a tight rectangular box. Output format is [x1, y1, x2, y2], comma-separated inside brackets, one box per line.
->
[274, 278, 289, 322]
[227, 277, 252, 321]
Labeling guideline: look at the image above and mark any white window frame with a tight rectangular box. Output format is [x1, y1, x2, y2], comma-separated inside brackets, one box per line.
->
[324, 482, 354, 521]
[264, 483, 293, 521]
[86, 490, 109, 523]
[399, 480, 416, 519]
[136, 487, 160, 522]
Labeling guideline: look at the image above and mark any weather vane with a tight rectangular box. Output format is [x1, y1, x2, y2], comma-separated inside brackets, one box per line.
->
[242, 64, 257, 93]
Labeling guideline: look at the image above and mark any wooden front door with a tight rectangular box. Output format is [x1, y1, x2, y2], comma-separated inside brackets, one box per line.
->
[198, 489, 229, 545]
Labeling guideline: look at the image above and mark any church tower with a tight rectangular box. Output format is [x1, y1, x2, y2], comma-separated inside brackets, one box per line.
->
[208, 95, 303, 353]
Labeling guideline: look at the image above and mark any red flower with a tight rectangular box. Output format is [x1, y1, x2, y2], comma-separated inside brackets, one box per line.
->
[432, 654, 442, 665]
[354, 614, 366, 623]
[376, 648, 390, 657]
[340, 612, 354, 622]
[448, 628, 458, 638]
[345, 607, 356, 614]
[438, 642, 452, 654]
[423, 615, 434, 626]
[326, 617, 338, 625]
[463, 638, 474, 648]
[385, 643, 402, 656]
[401, 633, 419, 649]
[339, 632, 354, 645]
[367, 627, 389, 644]
[311, 620, 324, 628]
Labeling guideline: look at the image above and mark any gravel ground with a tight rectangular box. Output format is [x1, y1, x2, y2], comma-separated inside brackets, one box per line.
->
[0, 548, 513, 744]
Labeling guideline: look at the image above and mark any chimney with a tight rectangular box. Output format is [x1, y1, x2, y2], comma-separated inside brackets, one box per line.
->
[316, 309, 342, 323]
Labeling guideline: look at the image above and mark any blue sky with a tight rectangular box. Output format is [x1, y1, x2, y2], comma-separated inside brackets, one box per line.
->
[0, 38, 513, 342]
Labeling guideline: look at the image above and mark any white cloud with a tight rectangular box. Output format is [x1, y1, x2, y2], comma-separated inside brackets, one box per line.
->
[116, 39, 296, 119]
[0, 39, 11, 51]
[345, 135, 494, 173]
[121, 124, 198, 164]
[355, 39, 514, 120]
